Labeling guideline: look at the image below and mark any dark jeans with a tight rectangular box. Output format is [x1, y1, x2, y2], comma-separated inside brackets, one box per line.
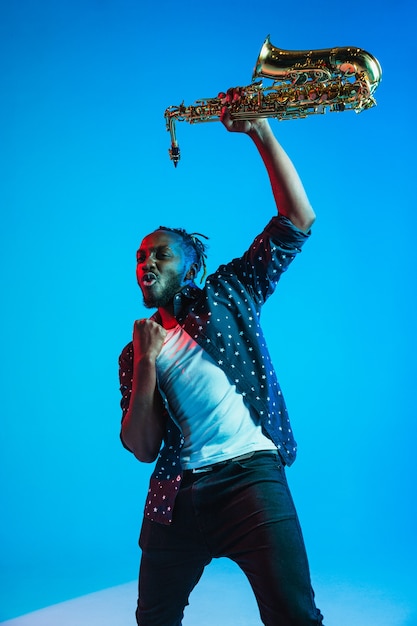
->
[137, 451, 324, 625]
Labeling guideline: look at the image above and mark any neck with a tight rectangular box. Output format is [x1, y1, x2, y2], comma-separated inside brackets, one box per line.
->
[158, 306, 178, 329]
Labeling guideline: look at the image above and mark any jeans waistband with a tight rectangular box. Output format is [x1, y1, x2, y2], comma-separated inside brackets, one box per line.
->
[183, 450, 279, 475]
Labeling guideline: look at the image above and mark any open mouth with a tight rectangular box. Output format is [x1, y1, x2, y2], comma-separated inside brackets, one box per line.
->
[142, 272, 157, 287]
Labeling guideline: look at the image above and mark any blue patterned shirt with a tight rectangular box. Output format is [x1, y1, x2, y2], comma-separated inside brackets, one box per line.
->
[119, 215, 310, 524]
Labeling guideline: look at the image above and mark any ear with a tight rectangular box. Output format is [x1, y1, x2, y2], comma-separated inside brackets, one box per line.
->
[185, 263, 198, 281]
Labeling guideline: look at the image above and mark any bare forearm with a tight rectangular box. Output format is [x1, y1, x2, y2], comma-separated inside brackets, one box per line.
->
[248, 120, 316, 232]
[121, 356, 165, 462]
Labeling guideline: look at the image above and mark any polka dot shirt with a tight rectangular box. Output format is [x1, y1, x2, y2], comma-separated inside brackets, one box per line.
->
[119, 215, 310, 524]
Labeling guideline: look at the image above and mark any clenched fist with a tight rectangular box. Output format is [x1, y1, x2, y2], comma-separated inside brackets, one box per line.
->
[133, 319, 167, 363]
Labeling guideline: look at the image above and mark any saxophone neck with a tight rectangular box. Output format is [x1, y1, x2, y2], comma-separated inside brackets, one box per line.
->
[166, 114, 180, 167]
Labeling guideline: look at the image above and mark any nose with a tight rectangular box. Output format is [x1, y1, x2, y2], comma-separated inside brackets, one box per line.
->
[141, 254, 156, 271]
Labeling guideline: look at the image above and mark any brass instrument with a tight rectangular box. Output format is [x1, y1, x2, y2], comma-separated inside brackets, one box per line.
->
[164, 35, 382, 166]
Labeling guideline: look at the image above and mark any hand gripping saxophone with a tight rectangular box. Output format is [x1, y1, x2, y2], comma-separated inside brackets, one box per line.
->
[164, 35, 382, 166]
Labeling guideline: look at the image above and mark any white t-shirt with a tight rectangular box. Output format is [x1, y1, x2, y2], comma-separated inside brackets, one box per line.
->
[156, 325, 276, 469]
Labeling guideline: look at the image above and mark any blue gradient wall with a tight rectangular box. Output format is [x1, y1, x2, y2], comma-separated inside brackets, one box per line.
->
[1, 0, 416, 621]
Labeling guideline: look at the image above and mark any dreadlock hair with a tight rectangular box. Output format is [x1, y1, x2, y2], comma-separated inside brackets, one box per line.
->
[158, 226, 209, 283]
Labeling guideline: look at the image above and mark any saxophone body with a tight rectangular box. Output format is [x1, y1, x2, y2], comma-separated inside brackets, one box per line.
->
[165, 35, 382, 166]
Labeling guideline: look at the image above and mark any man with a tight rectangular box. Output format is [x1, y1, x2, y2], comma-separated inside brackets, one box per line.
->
[119, 102, 324, 625]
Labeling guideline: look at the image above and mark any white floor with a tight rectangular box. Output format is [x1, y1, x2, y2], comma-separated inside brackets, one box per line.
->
[1, 561, 415, 626]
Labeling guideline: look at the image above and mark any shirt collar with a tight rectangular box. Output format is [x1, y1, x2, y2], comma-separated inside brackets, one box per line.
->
[150, 283, 202, 324]
[173, 283, 201, 317]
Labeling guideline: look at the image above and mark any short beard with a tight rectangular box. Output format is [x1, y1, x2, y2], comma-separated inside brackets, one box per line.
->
[142, 272, 185, 309]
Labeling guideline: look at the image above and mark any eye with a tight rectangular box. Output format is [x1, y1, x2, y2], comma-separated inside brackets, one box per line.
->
[136, 253, 145, 263]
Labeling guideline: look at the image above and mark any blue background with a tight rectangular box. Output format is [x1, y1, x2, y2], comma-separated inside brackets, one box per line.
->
[1, 0, 416, 622]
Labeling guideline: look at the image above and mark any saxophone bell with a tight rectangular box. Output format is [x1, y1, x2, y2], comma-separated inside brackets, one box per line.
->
[253, 34, 382, 94]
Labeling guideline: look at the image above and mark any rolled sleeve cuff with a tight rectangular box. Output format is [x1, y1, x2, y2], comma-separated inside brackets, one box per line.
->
[265, 215, 311, 252]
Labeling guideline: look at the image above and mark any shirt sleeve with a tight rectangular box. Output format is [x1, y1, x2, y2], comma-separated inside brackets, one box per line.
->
[118, 342, 134, 451]
[265, 214, 311, 252]
[227, 214, 311, 306]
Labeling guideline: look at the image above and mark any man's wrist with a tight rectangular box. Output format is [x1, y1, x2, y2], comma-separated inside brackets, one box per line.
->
[133, 353, 158, 369]
[247, 118, 272, 141]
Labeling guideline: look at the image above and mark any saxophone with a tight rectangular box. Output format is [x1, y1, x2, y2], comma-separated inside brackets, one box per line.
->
[164, 35, 382, 166]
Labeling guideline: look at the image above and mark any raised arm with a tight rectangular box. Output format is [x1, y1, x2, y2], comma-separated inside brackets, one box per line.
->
[220, 103, 315, 233]
[120, 319, 167, 462]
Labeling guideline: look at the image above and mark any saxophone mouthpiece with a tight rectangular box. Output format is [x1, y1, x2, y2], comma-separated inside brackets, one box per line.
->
[169, 145, 180, 168]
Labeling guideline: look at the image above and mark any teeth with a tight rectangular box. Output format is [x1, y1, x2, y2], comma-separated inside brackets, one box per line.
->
[143, 273, 157, 287]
